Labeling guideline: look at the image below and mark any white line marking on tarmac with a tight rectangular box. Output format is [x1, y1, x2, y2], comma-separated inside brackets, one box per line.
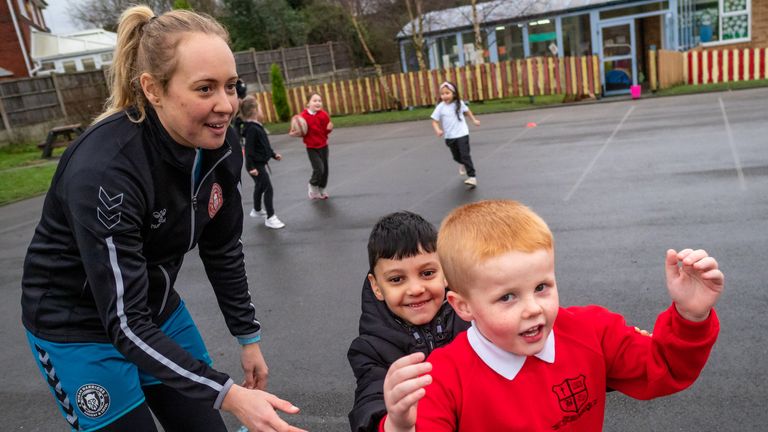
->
[718, 97, 747, 191]
[564, 106, 634, 202]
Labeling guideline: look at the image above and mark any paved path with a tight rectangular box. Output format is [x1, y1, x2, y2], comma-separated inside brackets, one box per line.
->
[2, 88, 767, 431]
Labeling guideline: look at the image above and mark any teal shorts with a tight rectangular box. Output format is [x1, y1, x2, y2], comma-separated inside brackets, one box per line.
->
[26, 301, 213, 432]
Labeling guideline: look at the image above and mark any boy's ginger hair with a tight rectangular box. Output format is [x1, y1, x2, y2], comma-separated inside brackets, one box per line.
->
[437, 200, 553, 294]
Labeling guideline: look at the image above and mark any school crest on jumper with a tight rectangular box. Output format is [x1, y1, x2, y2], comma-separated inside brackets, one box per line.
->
[208, 183, 223, 218]
[552, 375, 588, 413]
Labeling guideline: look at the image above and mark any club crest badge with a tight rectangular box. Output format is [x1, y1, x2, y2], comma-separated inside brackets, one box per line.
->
[76, 384, 110, 418]
[208, 183, 223, 219]
[552, 375, 588, 413]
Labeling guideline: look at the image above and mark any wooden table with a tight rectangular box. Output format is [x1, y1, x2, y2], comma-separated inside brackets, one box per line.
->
[38, 123, 83, 158]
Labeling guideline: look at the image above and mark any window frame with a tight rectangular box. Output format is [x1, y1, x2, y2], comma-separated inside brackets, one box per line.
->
[701, 0, 751, 46]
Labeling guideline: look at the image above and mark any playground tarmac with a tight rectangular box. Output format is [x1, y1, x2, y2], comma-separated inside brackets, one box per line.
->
[2, 88, 767, 431]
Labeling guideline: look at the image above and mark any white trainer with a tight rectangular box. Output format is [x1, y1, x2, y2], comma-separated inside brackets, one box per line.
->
[464, 177, 477, 187]
[459, 164, 467, 176]
[308, 184, 321, 200]
[265, 215, 285, 229]
[319, 188, 329, 199]
[249, 208, 266, 218]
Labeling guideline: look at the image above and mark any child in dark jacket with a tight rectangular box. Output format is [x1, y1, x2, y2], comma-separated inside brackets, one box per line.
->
[240, 96, 285, 229]
[347, 211, 470, 432]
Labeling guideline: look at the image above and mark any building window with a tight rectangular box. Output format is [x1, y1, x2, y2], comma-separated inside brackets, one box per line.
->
[82, 58, 97, 71]
[528, 19, 557, 57]
[41, 62, 55, 71]
[694, 0, 750, 44]
[562, 14, 592, 56]
[402, 41, 428, 72]
[461, 31, 490, 65]
[101, 52, 113, 62]
[436, 35, 459, 69]
[496, 24, 524, 61]
[62, 60, 77, 73]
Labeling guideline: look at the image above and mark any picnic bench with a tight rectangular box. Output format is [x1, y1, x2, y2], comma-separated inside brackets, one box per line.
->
[38, 123, 83, 158]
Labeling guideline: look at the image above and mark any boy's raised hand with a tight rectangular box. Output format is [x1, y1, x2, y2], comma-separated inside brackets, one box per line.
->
[383, 352, 432, 432]
[665, 249, 724, 322]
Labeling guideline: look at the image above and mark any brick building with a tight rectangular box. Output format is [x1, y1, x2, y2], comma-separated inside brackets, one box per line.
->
[1, 0, 49, 79]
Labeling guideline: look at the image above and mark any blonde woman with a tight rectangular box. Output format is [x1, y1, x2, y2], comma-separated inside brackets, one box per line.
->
[21, 6, 304, 432]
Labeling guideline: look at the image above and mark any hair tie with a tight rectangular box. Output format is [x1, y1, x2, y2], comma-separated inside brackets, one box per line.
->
[440, 82, 456, 92]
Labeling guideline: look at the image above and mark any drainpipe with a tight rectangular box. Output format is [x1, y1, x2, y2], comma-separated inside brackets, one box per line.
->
[7, 0, 34, 76]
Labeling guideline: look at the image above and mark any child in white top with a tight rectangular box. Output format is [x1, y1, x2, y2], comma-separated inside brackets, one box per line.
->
[430, 81, 480, 187]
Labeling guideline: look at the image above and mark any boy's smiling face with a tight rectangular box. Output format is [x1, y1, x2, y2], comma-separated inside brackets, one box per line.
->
[448, 248, 559, 356]
[369, 250, 446, 326]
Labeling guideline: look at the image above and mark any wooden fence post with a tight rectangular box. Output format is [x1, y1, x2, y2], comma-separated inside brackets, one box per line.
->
[51, 74, 68, 118]
[0, 96, 12, 132]
[328, 42, 337, 73]
[305, 45, 314, 77]
[281, 47, 289, 81]
[251, 48, 264, 92]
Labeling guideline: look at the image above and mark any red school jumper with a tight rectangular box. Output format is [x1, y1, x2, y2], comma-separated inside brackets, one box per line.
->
[300, 109, 331, 149]
[380, 304, 719, 431]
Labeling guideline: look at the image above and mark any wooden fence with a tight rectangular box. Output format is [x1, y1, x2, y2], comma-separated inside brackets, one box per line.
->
[1, 54, 603, 131]
[253, 55, 602, 123]
[0, 70, 108, 132]
[235, 42, 352, 90]
[684, 47, 768, 85]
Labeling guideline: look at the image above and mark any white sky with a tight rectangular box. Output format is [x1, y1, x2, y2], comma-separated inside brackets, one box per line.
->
[42, 0, 84, 34]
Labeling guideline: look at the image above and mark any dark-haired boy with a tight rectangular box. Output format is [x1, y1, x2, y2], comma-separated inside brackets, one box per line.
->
[347, 211, 470, 432]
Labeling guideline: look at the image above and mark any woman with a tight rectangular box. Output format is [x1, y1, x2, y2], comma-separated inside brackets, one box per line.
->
[20, 6, 303, 432]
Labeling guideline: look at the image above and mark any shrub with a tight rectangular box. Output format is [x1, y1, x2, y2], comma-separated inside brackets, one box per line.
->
[270, 64, 291, 122]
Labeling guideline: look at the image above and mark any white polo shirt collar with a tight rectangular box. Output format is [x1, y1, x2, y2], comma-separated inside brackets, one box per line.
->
[466, 321, 555, 380]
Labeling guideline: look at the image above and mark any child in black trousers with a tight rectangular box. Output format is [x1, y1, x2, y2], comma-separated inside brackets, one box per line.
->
[240, 96, 285, 229]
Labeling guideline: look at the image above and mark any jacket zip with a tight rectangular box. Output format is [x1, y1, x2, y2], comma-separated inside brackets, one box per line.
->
[188, 148, 232, 251]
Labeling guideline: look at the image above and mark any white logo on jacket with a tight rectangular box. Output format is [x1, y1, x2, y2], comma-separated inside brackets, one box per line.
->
[97, 187, 123, 229]
[151, 209, 167, 229]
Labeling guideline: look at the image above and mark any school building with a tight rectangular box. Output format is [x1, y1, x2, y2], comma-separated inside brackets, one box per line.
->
[397, 0, 765, 95]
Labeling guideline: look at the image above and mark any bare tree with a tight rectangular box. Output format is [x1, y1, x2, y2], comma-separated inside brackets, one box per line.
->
[465, 0, 545, 64]
[70, 0, 215, 32]
[71, 0, 173, 32]
[338, 0, 402, 109]
[403, 0, 428, 71]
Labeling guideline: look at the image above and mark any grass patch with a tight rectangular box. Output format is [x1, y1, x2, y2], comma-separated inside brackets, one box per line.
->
[266, 94, 565, 134]
[0, 163, 58, 205]
[656, 79, 768, 97]
[0, 144, 66, 205]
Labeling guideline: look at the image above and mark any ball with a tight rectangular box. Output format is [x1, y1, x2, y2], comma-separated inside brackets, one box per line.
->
[289, 115, 308, 137]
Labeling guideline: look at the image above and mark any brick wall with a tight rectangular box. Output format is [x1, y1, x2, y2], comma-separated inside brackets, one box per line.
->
[0, 0, 30, 78]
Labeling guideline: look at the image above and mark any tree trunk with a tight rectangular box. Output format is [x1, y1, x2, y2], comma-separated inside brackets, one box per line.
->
[349, 12, 402, 110]
[405, 0, 428, 71]
[470, 0, 484, 64]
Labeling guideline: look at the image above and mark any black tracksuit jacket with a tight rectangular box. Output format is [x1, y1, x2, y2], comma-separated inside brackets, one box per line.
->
[346, 277, 470, 431]
[21, 107, 260, 408]
[242, 120, 277, 170]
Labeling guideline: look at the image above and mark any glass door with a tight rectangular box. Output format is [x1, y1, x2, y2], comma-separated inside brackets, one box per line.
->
[599, 20, 636, 95]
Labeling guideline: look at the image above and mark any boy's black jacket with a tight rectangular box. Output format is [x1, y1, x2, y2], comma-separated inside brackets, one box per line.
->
[347, 277, 470, 431]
